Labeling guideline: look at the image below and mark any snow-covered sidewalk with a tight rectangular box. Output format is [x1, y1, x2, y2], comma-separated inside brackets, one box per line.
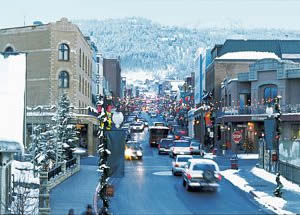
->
[221, 166, 300, 214]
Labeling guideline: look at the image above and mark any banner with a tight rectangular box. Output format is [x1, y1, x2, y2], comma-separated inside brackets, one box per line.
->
[264, 118, 276, 150]
[106, 129, 126, 177]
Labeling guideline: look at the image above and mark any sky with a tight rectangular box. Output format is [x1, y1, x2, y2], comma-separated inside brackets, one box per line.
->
[1, 0, 300, 30]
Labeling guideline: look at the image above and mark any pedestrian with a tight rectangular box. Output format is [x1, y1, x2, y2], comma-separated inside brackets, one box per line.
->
[81, 204, 96, 215]
[68, 208, 75, 215]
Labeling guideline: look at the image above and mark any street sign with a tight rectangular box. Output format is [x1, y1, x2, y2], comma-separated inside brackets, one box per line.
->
[232, 131, 242, 143]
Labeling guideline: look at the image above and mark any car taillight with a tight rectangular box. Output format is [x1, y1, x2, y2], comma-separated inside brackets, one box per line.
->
[187, 173, 192, 180]
[175, 163, 179, 167]
[218, 174, 222, 181]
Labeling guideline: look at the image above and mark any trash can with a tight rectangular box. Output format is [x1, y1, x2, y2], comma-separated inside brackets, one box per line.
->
[230, 157, 239, 169]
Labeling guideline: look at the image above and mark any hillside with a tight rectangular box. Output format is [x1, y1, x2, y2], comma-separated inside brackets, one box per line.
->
[74, 17, 300, 79]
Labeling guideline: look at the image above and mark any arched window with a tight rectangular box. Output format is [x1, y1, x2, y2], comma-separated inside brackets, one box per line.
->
[264, 86, 277, 103]
[58, 43, 70, 61]
[58, 71, 69, 88]
[4, 46, 14, 53]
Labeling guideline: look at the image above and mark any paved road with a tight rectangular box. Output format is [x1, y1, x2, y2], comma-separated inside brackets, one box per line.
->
[110, 113, 273, 214]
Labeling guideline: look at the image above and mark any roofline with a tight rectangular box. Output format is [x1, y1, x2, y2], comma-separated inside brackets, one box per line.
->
[0, 23, 49, 31]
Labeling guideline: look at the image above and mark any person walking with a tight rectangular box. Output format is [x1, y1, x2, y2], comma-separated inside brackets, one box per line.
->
[68, 208, 75, 215]
[81, 204, 96, 215]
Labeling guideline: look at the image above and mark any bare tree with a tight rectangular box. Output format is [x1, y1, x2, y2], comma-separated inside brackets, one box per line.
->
[10, 167, 39, 215]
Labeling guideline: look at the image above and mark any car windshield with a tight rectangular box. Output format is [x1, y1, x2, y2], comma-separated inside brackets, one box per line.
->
[174, 141, 190, 147]
[160, 139, 173, 146]
[193, 164, 216, 171]
[191, 142, 200, 147]
[133, 123, 142, 126]
[177, 157, 192, 162]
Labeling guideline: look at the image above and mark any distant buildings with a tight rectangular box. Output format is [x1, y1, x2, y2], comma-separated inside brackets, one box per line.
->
[103, 58, 122, 99]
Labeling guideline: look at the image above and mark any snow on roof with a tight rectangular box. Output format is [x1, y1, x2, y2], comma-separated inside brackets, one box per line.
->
[217, 51, 280, 60]
[0, 54, 26, 145]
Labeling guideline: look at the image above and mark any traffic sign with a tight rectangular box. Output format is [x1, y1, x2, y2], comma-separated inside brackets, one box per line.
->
[232, 131, 242, 143]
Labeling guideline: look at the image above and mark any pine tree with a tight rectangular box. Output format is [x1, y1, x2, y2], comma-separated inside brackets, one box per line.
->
[51, 94, 79, 161]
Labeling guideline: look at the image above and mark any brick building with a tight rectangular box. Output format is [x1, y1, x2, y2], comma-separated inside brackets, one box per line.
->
[0, 18, 100, 154]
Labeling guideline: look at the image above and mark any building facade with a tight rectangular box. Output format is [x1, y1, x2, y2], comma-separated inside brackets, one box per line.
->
[103, 58, 121, 99]
[0, 18, 100, 155]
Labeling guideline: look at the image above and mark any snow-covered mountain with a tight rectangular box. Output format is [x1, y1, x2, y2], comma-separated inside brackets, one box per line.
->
[74, 17, 300, 78]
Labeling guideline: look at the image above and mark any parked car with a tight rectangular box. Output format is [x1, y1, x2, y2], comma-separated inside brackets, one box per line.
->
[172, 155, 193, 176]
[169, 140, 191, 158]
[130, 122, 144, 132]
[158, 138, 174, 154]
[182, 159, 222, 192]
[125, 141, 143, 160]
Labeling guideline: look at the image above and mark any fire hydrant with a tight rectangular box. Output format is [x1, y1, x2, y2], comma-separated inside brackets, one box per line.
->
[273, 172, 283, 197]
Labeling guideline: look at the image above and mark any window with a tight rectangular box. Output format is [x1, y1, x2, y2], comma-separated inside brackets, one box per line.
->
[85, 56, 87, 73]
[85, 80, 87, 96]
[83, 53, 85, 71]
[264, 86, 277, 103]
[228, 94, 232, 106]
[87, 83, 90, 98]
[58, 43, 70, 61]
[291, 124, 300, 139]
[79, 75, 81, 91]
[90, 85, 92, 99]
[82, 78, 84, 94]
[58, 71, 69, 88]
[4, 46, 14, 53]
[87, 59, 89, 76]
[79, 49, 81, 67]
[79, 101, 81, 114]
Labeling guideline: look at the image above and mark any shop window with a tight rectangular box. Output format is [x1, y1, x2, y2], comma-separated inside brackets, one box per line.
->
[291, 124, 300, 139]
[264, 86, 277, 104]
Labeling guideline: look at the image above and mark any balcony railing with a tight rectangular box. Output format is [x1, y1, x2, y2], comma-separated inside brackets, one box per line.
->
[48, 165, 62, 181]
[66, 157, 77, 169]
[219, 104, 300, 116]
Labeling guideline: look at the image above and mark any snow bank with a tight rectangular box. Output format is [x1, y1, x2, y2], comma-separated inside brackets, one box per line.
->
[237, 154, 259, 159]
[221, 169, 292, 215]
[251, 167, 300, 192]
[217, 51, 279, 60]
